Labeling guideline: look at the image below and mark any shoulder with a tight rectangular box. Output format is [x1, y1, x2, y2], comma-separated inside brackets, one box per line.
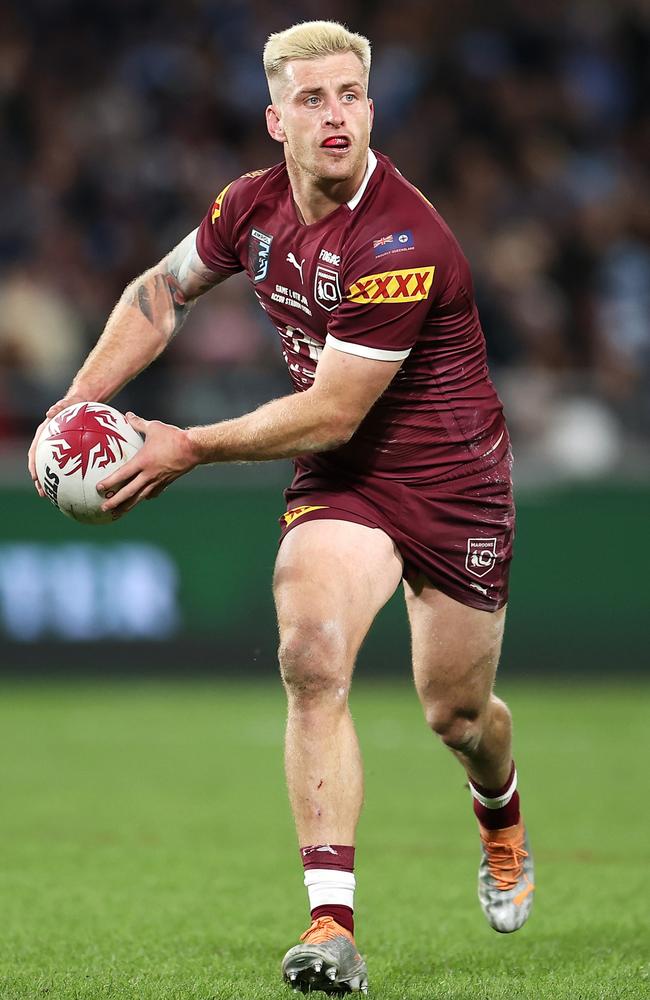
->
[348, 151, 458, 257]
[208, 162, 288, 224]
[339, 152, 465, 299]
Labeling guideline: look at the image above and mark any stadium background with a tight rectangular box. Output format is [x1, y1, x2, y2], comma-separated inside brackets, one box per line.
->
[1, 4, 649, 999]
[1, 0, 648, 674]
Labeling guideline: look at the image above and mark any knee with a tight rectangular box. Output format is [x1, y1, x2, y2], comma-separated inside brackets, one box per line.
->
[278, 620, 350, 706]
[424, 701, 484, 755]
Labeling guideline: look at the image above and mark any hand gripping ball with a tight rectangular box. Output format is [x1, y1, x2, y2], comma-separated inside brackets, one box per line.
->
[35, 402, 144, 524]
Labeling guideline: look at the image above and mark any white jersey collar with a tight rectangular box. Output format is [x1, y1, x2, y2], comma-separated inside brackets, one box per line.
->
[347, 149, 377, 210]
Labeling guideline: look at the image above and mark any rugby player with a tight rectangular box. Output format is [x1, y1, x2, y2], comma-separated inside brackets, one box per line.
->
[29, 20, 535, 995]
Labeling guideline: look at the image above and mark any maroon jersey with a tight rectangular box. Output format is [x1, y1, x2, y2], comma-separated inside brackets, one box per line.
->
[196, 151, 507, 484]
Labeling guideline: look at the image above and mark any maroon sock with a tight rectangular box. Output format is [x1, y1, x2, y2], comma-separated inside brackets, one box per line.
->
[301, 844, 355, 935]
[469, 761, 521, 831]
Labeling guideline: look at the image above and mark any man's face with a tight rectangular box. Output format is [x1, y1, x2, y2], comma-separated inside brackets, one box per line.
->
[266, 52, 374, 185]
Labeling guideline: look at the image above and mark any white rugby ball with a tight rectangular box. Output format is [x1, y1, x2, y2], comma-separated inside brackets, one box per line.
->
[35, 402, 144, 524]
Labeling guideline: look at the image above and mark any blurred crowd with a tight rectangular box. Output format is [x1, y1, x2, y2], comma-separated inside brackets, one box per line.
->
[1, 0, 649, 480]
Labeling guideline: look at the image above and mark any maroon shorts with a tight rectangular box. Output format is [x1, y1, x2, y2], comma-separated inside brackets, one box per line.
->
[279, 440, 515, 612]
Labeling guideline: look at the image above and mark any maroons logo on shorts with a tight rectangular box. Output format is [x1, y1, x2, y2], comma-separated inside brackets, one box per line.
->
[465, 537, 498, 578]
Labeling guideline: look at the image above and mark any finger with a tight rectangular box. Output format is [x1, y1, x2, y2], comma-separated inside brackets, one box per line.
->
[28, 419, 49, 493]
[146, 483, 168, 499]
[27, 435, 40, 482]
[126, 412, 149, 434]
[118, 478, 169, 511]
[28, 418, 47, 470]
[97, 455, 144, 495]
[101, 472, 149, 513]
[109, 481, 155, 517]
[45, 398, 71, 419]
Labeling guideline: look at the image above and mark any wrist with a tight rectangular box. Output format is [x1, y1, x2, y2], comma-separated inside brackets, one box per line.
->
[185, 426, 210, 466]
[68, 381, 106, 403]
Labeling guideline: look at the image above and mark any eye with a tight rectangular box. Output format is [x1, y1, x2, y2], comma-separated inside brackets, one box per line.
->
[342, 93, 358, 103]
[305, 95, 320, 106]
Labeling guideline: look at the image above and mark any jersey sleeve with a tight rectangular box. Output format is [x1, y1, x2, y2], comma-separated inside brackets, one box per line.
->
[195, 180, 244, 276]
[326, 229, 443, 362]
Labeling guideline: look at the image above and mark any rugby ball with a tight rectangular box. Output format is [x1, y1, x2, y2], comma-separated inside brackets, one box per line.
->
[35, 402, 144, 525]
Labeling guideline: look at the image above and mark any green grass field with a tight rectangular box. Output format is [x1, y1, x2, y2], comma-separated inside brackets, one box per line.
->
[0, 679, 648, 999]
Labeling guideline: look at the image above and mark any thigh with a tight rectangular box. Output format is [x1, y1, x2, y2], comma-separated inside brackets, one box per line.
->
[274, 518, 404, 668]
[404, 574, 507, 709]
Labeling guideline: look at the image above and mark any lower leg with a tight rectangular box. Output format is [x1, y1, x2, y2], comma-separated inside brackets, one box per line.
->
[284, 695, 363, 847]
[432, 694, 520, 830]
[274, 522, 403, 944]
[449, 693, 513, 789]
[405, 586, 533, 929]
[284, 687, 362, 935]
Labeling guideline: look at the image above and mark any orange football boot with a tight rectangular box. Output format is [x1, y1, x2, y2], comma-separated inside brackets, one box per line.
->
[478, 819, 535, 932]
[282, 915, 368, 994]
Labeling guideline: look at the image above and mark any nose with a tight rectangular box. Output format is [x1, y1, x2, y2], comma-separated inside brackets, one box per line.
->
[323, 99, 344, 128]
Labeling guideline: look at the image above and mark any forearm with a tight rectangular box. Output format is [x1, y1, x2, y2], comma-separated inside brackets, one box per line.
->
[187, 389, 353, 463]
[68, 268, 192, 401]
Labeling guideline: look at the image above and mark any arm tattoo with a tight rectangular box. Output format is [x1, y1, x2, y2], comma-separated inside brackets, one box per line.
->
[137, 285, 154, 324]
[126, 229, 225, 340]
[166, 228, 226, 300]
[164, 273, 193, 336]
[127, 272, 193, 339]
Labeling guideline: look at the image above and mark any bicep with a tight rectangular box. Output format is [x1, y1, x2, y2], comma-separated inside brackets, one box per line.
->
[124, 230, 230, 341]
[163, 228, 229, 301]
[311, 343, 403, 427]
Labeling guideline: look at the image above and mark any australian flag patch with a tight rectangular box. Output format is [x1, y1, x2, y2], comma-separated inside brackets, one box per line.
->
[372, 230, 414, 257]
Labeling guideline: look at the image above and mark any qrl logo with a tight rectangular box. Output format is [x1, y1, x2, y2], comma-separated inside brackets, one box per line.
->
[249, 227, 273, 283]
[347, 266, 435, 303]
[314, 264, 342, 312]
[465, 538, 498, 578]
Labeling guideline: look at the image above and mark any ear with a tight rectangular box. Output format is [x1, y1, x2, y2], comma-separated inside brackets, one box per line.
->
[368, 98, 375, 132]
[266, 104, 286, 144]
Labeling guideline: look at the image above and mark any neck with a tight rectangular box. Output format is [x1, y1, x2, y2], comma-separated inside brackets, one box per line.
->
[286, 154, 369, 225]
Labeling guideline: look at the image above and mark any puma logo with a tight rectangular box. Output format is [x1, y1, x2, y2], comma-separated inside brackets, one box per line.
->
[513, 878, 535, 906]
[287, 252, 305, 282]
[301, 844, 338, 856]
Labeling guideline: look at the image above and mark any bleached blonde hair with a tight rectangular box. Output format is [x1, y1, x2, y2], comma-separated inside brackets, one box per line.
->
[263, 21, 371, 97]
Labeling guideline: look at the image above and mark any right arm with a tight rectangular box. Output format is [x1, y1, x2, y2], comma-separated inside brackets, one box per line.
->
[28, 229, 226, 491]
[64, 228, 224, 403]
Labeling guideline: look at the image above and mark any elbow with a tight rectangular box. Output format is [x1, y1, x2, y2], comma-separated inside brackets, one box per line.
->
[319, 414, 360, 451]
[304, 388, 364, 451]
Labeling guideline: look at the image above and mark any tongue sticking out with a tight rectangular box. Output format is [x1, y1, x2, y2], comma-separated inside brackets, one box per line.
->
[322, 137, 349, 148]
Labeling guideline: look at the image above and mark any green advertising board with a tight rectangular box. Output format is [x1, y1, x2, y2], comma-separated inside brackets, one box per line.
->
[1, 481, 647, 675]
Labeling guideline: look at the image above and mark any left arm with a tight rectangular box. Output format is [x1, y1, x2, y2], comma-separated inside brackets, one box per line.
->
[98, 345, 402, 515]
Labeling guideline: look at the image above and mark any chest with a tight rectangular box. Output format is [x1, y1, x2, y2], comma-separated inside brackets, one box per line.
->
[236, 208, 348, 337]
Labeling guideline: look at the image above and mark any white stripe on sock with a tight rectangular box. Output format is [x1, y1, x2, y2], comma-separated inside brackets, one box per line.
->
[469, 768, 518, 809]
[304, 868, 355, 910]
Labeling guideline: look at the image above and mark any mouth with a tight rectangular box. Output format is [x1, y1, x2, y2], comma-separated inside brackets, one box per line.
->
[321, 135, 352, 153]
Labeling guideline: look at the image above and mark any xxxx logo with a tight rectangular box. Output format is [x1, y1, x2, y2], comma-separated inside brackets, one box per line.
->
[211, 182, 233, 222]
[347, 266, 435, 303]
[282, 505, 328, 527]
